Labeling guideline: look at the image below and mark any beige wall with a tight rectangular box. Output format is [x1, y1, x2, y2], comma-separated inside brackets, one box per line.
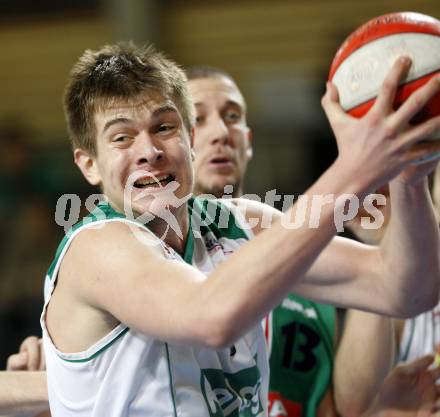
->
[0, 15, 111, 142]
[167, 1, 440, 77]
[1, 1, 439, 142]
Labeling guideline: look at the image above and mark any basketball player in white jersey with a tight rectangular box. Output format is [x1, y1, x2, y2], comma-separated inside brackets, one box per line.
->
[4, 42, 440, 416]
[5, 66, 440, 417]
[4, 67, 440, 417]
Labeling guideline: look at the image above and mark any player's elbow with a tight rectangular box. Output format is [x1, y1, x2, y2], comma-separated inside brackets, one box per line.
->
[390, 284, 439, 318]
[203, 331, 235, 350]
[193, 308, 240, 349]
[417, 289, 439, 315]
[203, 322, 238, 350]
[402, 292, 439, 318]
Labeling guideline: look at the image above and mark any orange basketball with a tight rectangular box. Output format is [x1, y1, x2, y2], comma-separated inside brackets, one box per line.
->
[329, 12, 440, 132]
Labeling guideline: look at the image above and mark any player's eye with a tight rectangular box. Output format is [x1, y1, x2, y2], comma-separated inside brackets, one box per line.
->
[113, 135, 130, 143]
[224, 111, 241, 123]
[195, 115, 206, 125]
[157, 123, 176, 133]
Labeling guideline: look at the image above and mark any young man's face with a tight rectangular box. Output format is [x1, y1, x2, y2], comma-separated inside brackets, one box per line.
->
[76, 93, 194, 218]
[188, 76, 252, 198]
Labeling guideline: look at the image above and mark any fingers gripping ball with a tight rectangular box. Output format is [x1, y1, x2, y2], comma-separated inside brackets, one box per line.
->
[329, 12, 440, 139]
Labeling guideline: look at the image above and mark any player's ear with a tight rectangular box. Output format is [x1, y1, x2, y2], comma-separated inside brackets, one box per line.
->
[74, 148, 101, 186]
[246, 128, 253, 160]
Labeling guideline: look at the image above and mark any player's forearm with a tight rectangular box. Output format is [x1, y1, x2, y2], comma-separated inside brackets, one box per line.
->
[200, 160, 369, 346]
[334, 311, 394, 417]
[0, 372, 48, 415]
[379, 177, 440, 316]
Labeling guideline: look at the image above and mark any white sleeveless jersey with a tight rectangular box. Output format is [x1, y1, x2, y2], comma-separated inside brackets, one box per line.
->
[398, 301, 440, 362]
[41, 198, 268, 417]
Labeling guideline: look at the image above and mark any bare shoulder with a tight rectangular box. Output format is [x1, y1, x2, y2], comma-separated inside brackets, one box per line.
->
[46, 221, 171, 351]
[60, 221, 165, 293]
[228, 198, 282, 235]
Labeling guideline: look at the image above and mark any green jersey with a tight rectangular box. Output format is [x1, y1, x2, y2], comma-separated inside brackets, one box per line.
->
[265, 294, 335, 417]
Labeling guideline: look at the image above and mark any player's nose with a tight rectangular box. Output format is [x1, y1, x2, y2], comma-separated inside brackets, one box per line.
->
[209, 114, 230, 146]
[135, 132, 164, 165]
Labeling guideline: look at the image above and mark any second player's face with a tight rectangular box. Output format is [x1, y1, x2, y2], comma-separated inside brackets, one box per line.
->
[188, 76, 252, 197]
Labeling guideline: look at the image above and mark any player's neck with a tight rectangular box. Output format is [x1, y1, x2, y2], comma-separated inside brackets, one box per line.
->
[193, 182, 243, 199]
[147, 204, 190, 254]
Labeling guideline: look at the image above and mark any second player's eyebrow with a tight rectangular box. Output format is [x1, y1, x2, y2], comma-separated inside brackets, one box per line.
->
[193, 100, 243, 111]
[224, 100, 243, 110]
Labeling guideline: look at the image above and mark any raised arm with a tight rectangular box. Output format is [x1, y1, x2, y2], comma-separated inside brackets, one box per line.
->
[333, 165, 440, 416]
[48, 58, 440, 353]
[286, 60, 440, 317]
[296, 65, 440, 416]
[296, 162, 440, 308]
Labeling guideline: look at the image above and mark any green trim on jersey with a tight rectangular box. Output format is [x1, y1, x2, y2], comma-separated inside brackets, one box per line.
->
[44, 197, 266, 416]
[61, 327, 129, 363]
[47, 202, 125, 279]
[190, 197, 248, 239]
[183, 200, 195, 264]
[46, 198, 249, 365]
[46, 202, 138, 363]
[184, 198, 249, 262]
[268, 294, 335, 417]
[165, 343, 179, 417]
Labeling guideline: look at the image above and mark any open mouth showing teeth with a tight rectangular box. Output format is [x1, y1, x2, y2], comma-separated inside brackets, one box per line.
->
[133, 174, 175, 188]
